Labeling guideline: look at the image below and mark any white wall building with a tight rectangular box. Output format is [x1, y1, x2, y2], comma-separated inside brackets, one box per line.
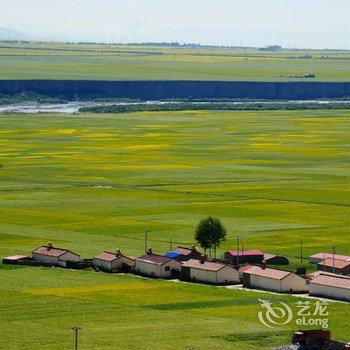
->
[242, 266, 308, 293]
[93, 250, 135, 272]
[181, 259, 240, 284]
[309, 273, 350, 302]
[32, 245, 81, 267]
[135, 251, 182, 278]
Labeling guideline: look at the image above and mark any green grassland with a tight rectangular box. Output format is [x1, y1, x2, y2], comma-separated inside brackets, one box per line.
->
[1, 42, 350, 81]
[0, 110, 349, 349]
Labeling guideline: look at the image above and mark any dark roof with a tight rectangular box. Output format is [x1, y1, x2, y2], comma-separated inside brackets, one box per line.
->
[226, 249, 264, 257]
[182, 259, 231, 272]
[32, 246, 80, 258]
[242, 265, 292, 280]
[137, 253, 171, 266]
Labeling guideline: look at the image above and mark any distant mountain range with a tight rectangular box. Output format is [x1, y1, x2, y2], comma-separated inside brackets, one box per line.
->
[0, 27, 30, 41]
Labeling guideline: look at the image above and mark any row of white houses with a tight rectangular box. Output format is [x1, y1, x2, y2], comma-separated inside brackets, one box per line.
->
[3, 245, 350, 302]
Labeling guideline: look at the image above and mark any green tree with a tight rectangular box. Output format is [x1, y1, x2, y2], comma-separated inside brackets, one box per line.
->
[195, 217, 227, 258]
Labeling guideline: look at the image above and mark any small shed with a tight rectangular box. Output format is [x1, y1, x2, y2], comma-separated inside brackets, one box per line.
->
[93, 250, 135, 272]
[181, 259, 240, 285]
[317, 258, 350, 276]
[264, 253, 289, 265]
[309, 273, 350, 302]
[32, 244, 81, 267]
[165, 245, 202, 262]
[309, 253, 350, 264]
[242, 265, 308, 293]
[224, 249, 264, 264]
[2, 255, 31, 265]
[135, 249, 182, 279]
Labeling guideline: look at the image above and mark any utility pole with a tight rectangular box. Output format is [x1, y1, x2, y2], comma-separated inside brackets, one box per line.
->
[170, 237, 173, 251]
[71, 327, 81, 350]
[144, 230, 149, 253]
[300, 241, 303, 263]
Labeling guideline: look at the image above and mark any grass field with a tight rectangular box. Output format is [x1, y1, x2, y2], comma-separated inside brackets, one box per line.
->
[1, 42, 350, 81]
[0, 110, 349, 349]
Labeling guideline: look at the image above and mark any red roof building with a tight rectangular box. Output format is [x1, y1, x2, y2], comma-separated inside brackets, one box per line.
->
[165, 245, 202, 262]
[93, 250, 135, 272]
[310, 273, 350, 302]
[135, 250, 182, 279]
[137, 253, 171, 266]
[317, 258, 350, 276]
[32, 244, 81, 267]
[309, 253, 350, 264]
[181, 259, 240, 284]
[242, 265, 308, 293]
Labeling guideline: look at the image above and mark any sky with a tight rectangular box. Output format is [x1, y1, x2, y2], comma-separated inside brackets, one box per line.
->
[0, 0, 350, 49]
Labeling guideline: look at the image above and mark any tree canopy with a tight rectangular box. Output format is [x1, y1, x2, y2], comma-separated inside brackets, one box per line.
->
[195, 217, 227, 255]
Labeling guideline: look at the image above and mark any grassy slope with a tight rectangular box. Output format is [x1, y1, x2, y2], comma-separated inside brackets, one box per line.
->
[0, 43, 350, 81]
[0, 110, 349, 349]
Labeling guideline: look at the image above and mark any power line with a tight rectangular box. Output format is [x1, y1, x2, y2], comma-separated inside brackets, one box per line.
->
[71, 327, 81, 350]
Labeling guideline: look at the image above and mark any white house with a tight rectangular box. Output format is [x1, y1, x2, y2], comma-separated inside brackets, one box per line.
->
[309, 273, 350, 302]
[242, 265, 309, 293]
[93, 250, 135, 272]
[32, 244, 81, 267]
[309, 253, 350, 264]
[181, 259, 240, 284]
[135, 250, 182, 279]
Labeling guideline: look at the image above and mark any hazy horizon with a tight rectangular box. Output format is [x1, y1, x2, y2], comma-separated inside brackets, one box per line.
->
[0, 0, 350, 49]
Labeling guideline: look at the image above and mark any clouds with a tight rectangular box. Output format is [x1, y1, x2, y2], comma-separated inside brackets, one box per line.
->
[0, 0, 349, 48]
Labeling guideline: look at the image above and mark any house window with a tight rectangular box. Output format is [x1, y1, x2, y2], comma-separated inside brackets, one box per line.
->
[165, 266, 170, 271]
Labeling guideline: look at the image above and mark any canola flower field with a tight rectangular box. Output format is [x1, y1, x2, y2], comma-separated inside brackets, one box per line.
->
[0, 110, 349, 349]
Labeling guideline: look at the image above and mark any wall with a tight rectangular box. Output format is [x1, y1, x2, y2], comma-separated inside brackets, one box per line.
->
[59, 252, 81, 263]
[190, 268, 217, 284]
[310, 283, 350, 302]
[1, 80, 350, 100]
[93, 259, 113, 271]
[249, 274, 282, 292]
[135, 260, 162, 277]
[32, 253, 58, 265]
[281, 274, 309, 293]
[217, 266, 240, 284]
